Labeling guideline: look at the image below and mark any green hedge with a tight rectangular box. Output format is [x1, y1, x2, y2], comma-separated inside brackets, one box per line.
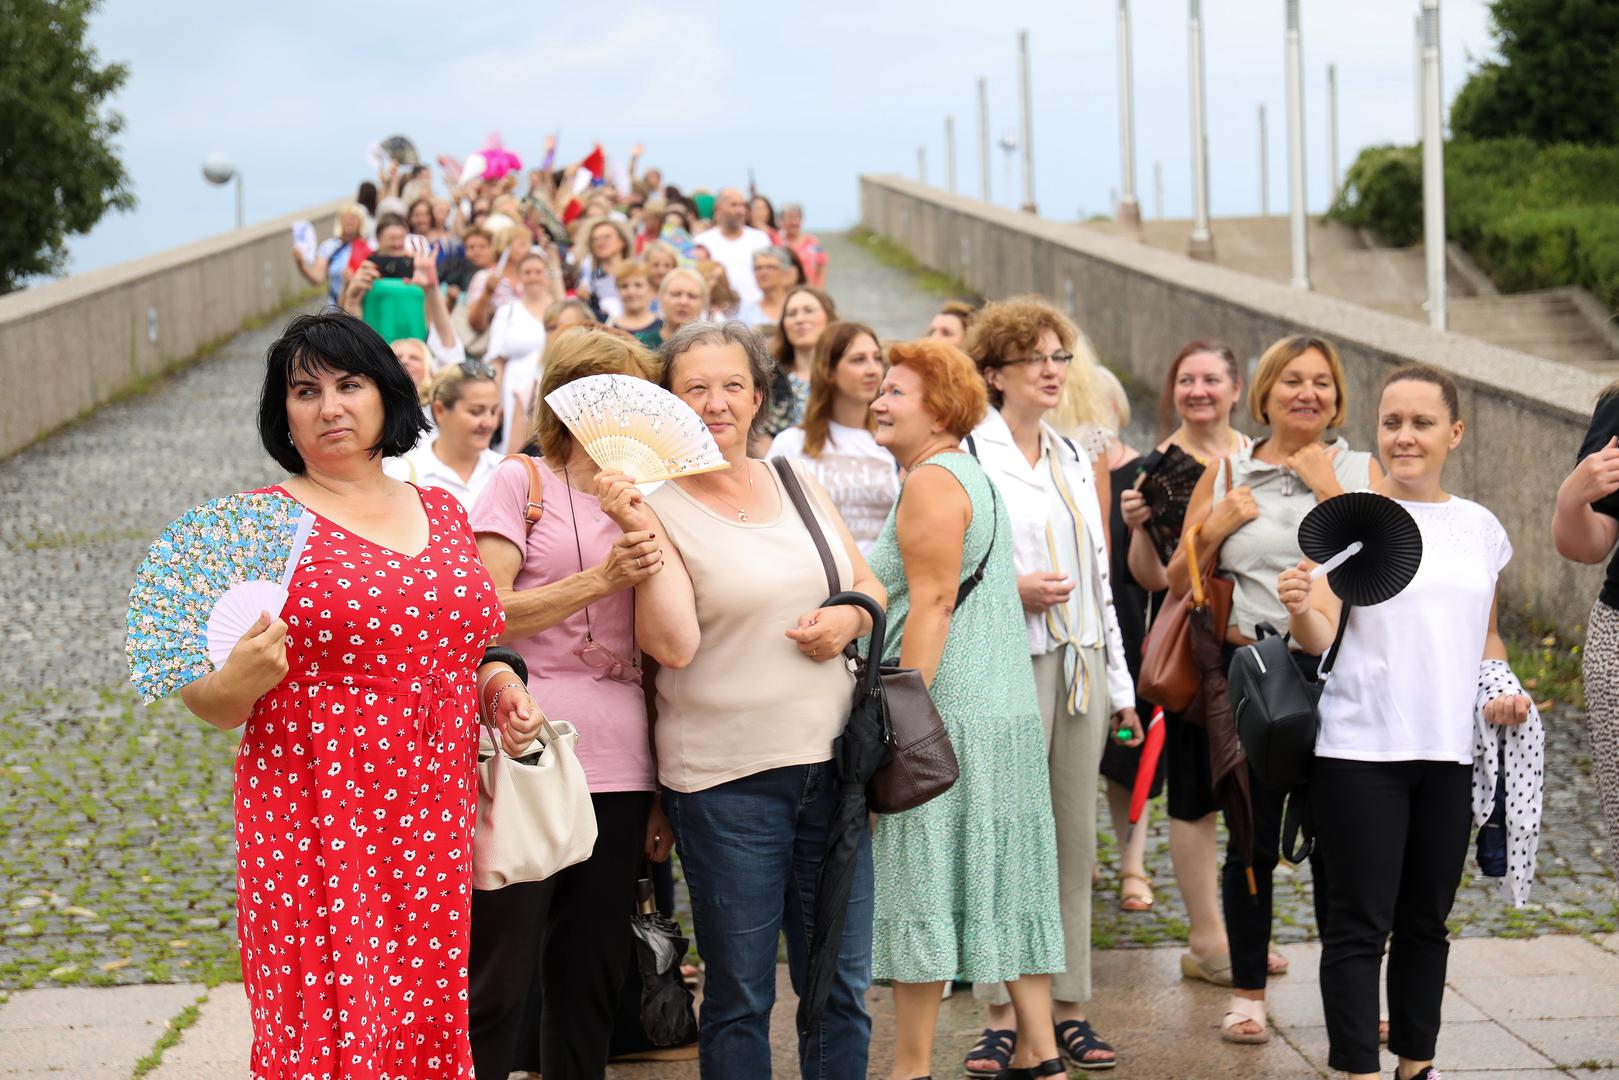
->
[1328, 138, 1619, 310]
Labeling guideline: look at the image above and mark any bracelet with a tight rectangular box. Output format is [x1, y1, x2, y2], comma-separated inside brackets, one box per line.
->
[483, 678, 523, 723]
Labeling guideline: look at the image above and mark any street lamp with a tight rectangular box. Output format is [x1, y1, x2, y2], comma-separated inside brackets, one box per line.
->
[1187, 0, 1215, 260]
[202, 153, 244, 230]
[1116, 0, 1141, 230]
[1421, 0, 1447, 330]
[1284, 0, 1311, 290]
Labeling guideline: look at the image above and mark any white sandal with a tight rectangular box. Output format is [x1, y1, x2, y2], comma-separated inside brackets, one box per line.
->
[1220, 996, 1270, 1044]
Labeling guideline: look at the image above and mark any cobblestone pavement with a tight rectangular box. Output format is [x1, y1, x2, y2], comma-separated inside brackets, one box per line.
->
[2, 236, 1616, 1072]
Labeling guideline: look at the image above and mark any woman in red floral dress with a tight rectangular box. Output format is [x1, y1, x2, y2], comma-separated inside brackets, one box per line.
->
[180, 313, 539, 1079]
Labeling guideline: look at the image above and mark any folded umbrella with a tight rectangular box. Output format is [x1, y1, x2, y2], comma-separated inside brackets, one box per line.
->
[1125, 707, 1167, 848]
[629, 874, 697, 1048]
[797, 590, 890, 1051]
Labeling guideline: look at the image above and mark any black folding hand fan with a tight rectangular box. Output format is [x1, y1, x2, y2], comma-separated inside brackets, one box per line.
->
[1297, 491, 1424, 607]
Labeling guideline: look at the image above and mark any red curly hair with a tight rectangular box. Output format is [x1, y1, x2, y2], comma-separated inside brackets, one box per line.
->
[886, 339, 987, 439]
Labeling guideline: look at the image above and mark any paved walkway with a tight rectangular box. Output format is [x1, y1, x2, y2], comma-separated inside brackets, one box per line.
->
[2, 234, 1616, 1077]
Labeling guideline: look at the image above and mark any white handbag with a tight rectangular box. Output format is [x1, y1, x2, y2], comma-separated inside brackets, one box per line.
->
[472, 716, 598, 890]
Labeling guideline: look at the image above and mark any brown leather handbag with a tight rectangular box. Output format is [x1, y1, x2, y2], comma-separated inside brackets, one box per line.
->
[773, 459, 961, 813]
[1136, 518, 1234, 715]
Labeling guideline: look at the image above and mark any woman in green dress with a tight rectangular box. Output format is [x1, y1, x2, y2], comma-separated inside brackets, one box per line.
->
[867, 339, 1067, 1080]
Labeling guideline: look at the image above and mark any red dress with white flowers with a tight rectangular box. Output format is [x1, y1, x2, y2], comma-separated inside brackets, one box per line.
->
[235, 485, 504, 1079]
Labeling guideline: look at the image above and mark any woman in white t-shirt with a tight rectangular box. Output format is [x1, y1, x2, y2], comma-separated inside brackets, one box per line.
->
[486, 253, 551, 452]
[766, 321, 898, 553]
[1278, 365, 1531, 1080]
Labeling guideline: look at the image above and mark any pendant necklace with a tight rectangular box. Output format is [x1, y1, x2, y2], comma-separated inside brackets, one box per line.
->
[698, 463, 755, 521]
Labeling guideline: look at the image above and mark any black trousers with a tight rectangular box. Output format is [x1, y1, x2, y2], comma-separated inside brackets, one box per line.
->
[1220, 648, 1329, 991]
[1313, 758, 1472, 1075]
[467, 790, 652, 1080]
[1221, 768, 1331, 989]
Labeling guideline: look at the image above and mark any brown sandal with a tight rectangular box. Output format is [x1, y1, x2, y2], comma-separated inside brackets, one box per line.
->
[1119, 871, 1154, 912]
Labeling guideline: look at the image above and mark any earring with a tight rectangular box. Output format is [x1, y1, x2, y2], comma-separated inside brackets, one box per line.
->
[287, 432, 294, 444]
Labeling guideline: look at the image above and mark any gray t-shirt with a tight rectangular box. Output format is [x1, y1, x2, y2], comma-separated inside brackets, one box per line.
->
[1214, 436, 1373, 639]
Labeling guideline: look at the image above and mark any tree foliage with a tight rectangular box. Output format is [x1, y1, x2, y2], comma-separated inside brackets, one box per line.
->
[1450, 0, 1619, 145]
[0, 0, 135, 294]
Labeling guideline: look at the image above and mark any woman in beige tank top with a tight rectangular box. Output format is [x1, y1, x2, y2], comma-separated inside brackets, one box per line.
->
[597, 320, 886, 1079]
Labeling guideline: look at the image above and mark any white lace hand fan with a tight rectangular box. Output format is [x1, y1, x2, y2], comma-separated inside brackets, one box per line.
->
[544, 373, 728, 487]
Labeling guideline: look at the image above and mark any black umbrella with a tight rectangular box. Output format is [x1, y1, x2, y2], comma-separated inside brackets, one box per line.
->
[1297, 492, 1424, 606]
[629, 874, 698, 1048]
[797, 589, 890, 1051]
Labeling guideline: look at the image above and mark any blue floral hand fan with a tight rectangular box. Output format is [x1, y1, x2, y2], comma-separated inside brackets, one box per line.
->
[126, 492, 316, 703]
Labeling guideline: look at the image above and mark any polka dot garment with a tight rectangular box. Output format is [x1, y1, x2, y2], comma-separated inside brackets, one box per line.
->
[1471, 658, 1545, 908]
[236, 485, 504, 1080]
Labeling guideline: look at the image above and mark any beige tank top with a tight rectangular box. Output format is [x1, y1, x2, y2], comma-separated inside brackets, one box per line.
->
[648, 460, 856, 792]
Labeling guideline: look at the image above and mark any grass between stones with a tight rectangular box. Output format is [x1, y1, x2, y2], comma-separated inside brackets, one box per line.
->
[129, 994, 206, 1078]
[845, 227, 980, 300]
[0, 688, 241, 992]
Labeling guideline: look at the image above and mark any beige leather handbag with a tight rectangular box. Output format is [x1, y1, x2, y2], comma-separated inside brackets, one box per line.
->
[472, 716, 598, 890]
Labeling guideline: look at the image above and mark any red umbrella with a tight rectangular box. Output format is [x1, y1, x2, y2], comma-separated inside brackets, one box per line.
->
[1126, 708, 1166, 847]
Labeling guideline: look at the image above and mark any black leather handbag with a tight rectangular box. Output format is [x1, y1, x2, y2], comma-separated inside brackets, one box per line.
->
[1227, 614, 1349, 862]
[772, 458, 963, 813]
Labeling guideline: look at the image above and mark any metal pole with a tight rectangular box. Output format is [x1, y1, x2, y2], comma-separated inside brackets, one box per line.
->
[235, 173, 245, 230]
[917, 145, 927, 185]
[1327, 63, 1340, 198]
[1018, 29, 1037, 213]
[978, 77, 992, 202]
[1187, 0, 1214, 259]
[945, 116, 957, 194]
[1117, 0, 1141, 229]
[1414, 15, 1423, 141]
[1259, 104, 1269, 216]
[1154, 160, 1164, 219]
[1285, 0, 1310, 289]
[1422, 0, 1446, 329]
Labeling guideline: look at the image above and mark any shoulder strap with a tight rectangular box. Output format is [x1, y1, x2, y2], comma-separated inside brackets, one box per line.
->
[773, 457, 839, 598]
[1281, 789, 1313, 863]
[953, 480, 999, 607]
[506, 454, 545, 534]
[1059, 434, 1080, 460]
[1319, 603, 1351, 677]
[964, 433, 977, 459]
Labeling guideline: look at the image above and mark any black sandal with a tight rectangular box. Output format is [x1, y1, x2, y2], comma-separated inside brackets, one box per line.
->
[963, 1028, 1016, 1078]
[1006, 1060, 1065, 1079]
[1056, 1018, 1117, 1071]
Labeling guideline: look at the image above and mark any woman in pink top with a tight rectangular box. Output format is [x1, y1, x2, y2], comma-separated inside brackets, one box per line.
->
[463, 327, 697, 1080]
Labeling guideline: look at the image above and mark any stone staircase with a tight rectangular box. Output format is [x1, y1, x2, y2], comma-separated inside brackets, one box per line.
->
[1082, 216, 1619, 372]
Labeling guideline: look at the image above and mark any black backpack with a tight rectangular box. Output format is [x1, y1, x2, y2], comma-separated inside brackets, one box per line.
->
[1226, 612, 1349, 862]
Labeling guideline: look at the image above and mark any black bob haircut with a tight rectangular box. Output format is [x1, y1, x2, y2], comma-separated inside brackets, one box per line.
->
[258, 311, 429, 474]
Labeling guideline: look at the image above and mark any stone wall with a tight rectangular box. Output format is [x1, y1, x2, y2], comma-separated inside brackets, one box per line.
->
[0, 201, 343, 459]
[861, 174, 1610, 632]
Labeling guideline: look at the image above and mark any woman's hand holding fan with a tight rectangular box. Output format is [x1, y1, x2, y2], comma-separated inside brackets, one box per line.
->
[212, 611, 291, 705]
[596, 471, 659, 533]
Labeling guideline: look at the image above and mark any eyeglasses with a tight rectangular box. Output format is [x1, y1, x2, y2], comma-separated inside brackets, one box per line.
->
[575, 633, 642, 684]
[458, 359, 496, 379]
[1002, 351, 1074, 368]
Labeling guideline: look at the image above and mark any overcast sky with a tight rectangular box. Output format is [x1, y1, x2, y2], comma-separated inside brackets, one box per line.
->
[64, 0, 1496, 275]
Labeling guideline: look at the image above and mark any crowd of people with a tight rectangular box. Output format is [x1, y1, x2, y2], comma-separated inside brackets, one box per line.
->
[162, 136, 1619, 1080]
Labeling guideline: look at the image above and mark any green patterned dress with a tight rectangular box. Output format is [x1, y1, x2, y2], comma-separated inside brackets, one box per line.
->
[866, 452, 1065, 984]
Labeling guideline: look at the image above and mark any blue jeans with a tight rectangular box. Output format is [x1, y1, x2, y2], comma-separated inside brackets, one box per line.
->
[663, 762, 874, 1080]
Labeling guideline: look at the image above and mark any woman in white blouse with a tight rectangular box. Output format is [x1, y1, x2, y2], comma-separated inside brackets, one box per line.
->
[384, 363, 504, 510]
[960, 297, 1141, 1074]
[1279, 365, 1530, 1080]
[486, 253, 551, 452]
[766, 321, 898, 553]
